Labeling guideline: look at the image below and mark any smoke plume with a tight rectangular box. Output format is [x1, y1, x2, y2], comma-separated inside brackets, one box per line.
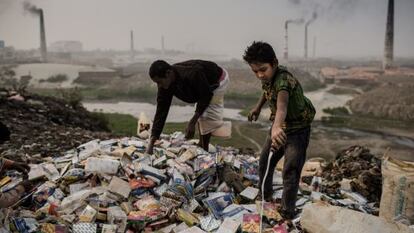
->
[306, 12, 317, 26]
[286, 18, 304, 25]
[23, 1, 41, 15]
[288, 0, 360, 21]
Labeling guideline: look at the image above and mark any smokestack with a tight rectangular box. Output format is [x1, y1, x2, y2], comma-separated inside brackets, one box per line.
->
[313, 36, 316, 58]
[24, 2, 47, 62]
[284, 18, 303, 61]
[130, 30, 134, 52]
[130, 30, 134, 59]
[304, 12, 317, 59]
[284, 21, 289, 60]
[39, 9, 47, 62]
[383, 0, 394, 70]
[161, 35, 165, 56]
[304, 24, 308, 59]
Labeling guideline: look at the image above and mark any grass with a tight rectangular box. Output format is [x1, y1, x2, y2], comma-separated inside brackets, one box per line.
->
[39, 74, 68, 83]
[95, 112, 267, 151]
[322, 107, 350, 115]
[94, 112, 138, 136]
[234, 121, 268, 147]
[239, 107, 251, 117]
[327, 87, 360, 95]
[225, 91, 261, 108]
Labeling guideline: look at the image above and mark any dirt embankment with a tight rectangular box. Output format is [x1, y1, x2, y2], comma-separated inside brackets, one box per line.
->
[0, 90, 112, 159]
[348, 82, 414, 121]
[83, 63, 324, 95]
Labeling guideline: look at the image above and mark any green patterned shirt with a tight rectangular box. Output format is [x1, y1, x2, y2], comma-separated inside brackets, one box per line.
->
[262, 65, 315, 133]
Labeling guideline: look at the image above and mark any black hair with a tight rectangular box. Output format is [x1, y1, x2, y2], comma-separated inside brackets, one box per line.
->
[243, 41, 278, 65]
[149, 60, 172, 79]
[0, 121, 10, 144]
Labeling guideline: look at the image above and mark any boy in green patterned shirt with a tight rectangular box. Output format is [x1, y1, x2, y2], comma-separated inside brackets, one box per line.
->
[243, 41, 315, 223]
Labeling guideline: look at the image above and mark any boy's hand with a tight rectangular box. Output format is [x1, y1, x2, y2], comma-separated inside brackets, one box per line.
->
[4, 159, 30, 176]
[19, 180, 35, 192]
[271, 126, 287, 149]
[12, 162, 30, 175]
[248, 107, 261, 122]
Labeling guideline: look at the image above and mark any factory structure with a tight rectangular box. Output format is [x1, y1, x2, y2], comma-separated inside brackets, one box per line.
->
[282, 0, 395, 71]
[383, 0, 394, 70]
[49, 41, 83, 53]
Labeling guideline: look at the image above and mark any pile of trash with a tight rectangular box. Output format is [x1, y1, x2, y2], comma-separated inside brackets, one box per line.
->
[0, 90, 112, 158]
[1, 127, 400, 233]
[320, 145, 382, 204]
[1, 91, 412, 232]
[0, 133, 254, 232]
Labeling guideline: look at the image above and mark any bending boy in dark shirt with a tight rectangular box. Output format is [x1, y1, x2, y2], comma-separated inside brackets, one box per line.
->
[146, 60, 230, 154]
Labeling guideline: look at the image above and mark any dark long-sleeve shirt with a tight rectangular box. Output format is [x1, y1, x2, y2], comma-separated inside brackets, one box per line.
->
[151, 60, 223, 139]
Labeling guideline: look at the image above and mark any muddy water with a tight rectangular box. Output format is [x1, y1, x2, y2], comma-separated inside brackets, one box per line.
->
[305, 85, 354, 120]
[13, 63, 114, 88]
[83, 101, 245, 122]
[84, 84, 352, 122]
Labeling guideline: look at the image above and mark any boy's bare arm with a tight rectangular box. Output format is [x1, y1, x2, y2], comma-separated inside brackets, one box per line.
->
[272, 90, 289, 147]
[255, 92, 267, 110]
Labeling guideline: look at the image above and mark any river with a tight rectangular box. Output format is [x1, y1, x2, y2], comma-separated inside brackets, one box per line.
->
[83, 84, 353, 122]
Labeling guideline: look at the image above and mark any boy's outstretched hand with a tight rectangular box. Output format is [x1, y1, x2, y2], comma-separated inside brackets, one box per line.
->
[248, 107, 261, 122]
[19, 180, 35, 192]
[12, 162, 30, 175]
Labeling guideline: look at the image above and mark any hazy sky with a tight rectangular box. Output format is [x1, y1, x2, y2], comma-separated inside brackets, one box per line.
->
[1, 0, 413, 59]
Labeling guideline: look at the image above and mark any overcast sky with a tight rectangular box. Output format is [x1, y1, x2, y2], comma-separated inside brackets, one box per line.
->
[1, 0, 413, 59]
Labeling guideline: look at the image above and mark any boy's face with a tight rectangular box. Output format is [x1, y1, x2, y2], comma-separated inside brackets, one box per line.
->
[151, 70, 175, 89]
[249, 62, 277, 82]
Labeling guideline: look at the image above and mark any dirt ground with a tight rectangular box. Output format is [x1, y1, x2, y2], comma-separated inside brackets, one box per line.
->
[240, 121, 414, 163]
[307, 124, 414, 162]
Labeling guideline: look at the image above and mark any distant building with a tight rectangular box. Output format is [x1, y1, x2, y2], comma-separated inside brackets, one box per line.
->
[74, 69, 118, 86]
[0, 40, 4, 49]
[49, 41, 83, 53]
[0, 46, 16, 62]
[320, 66, 380, 85]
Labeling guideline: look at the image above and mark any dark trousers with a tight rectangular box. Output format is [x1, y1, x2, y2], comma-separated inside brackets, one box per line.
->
[259, 127, 311, 219]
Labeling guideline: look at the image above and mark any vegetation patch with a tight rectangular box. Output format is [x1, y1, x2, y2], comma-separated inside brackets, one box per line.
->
[40, 74, 68, 83]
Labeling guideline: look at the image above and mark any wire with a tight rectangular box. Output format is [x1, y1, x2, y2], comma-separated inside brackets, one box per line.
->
[260, 148, 274, 233]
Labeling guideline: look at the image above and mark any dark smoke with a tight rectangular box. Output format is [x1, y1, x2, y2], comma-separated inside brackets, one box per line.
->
[306, 12, 317, 26]
[289, 0, 301, 4]
[288, 0, 360, 21]
[23, 1, 41, 15]
[286, 18, 304, 25]
[285, 18, 304, 30]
